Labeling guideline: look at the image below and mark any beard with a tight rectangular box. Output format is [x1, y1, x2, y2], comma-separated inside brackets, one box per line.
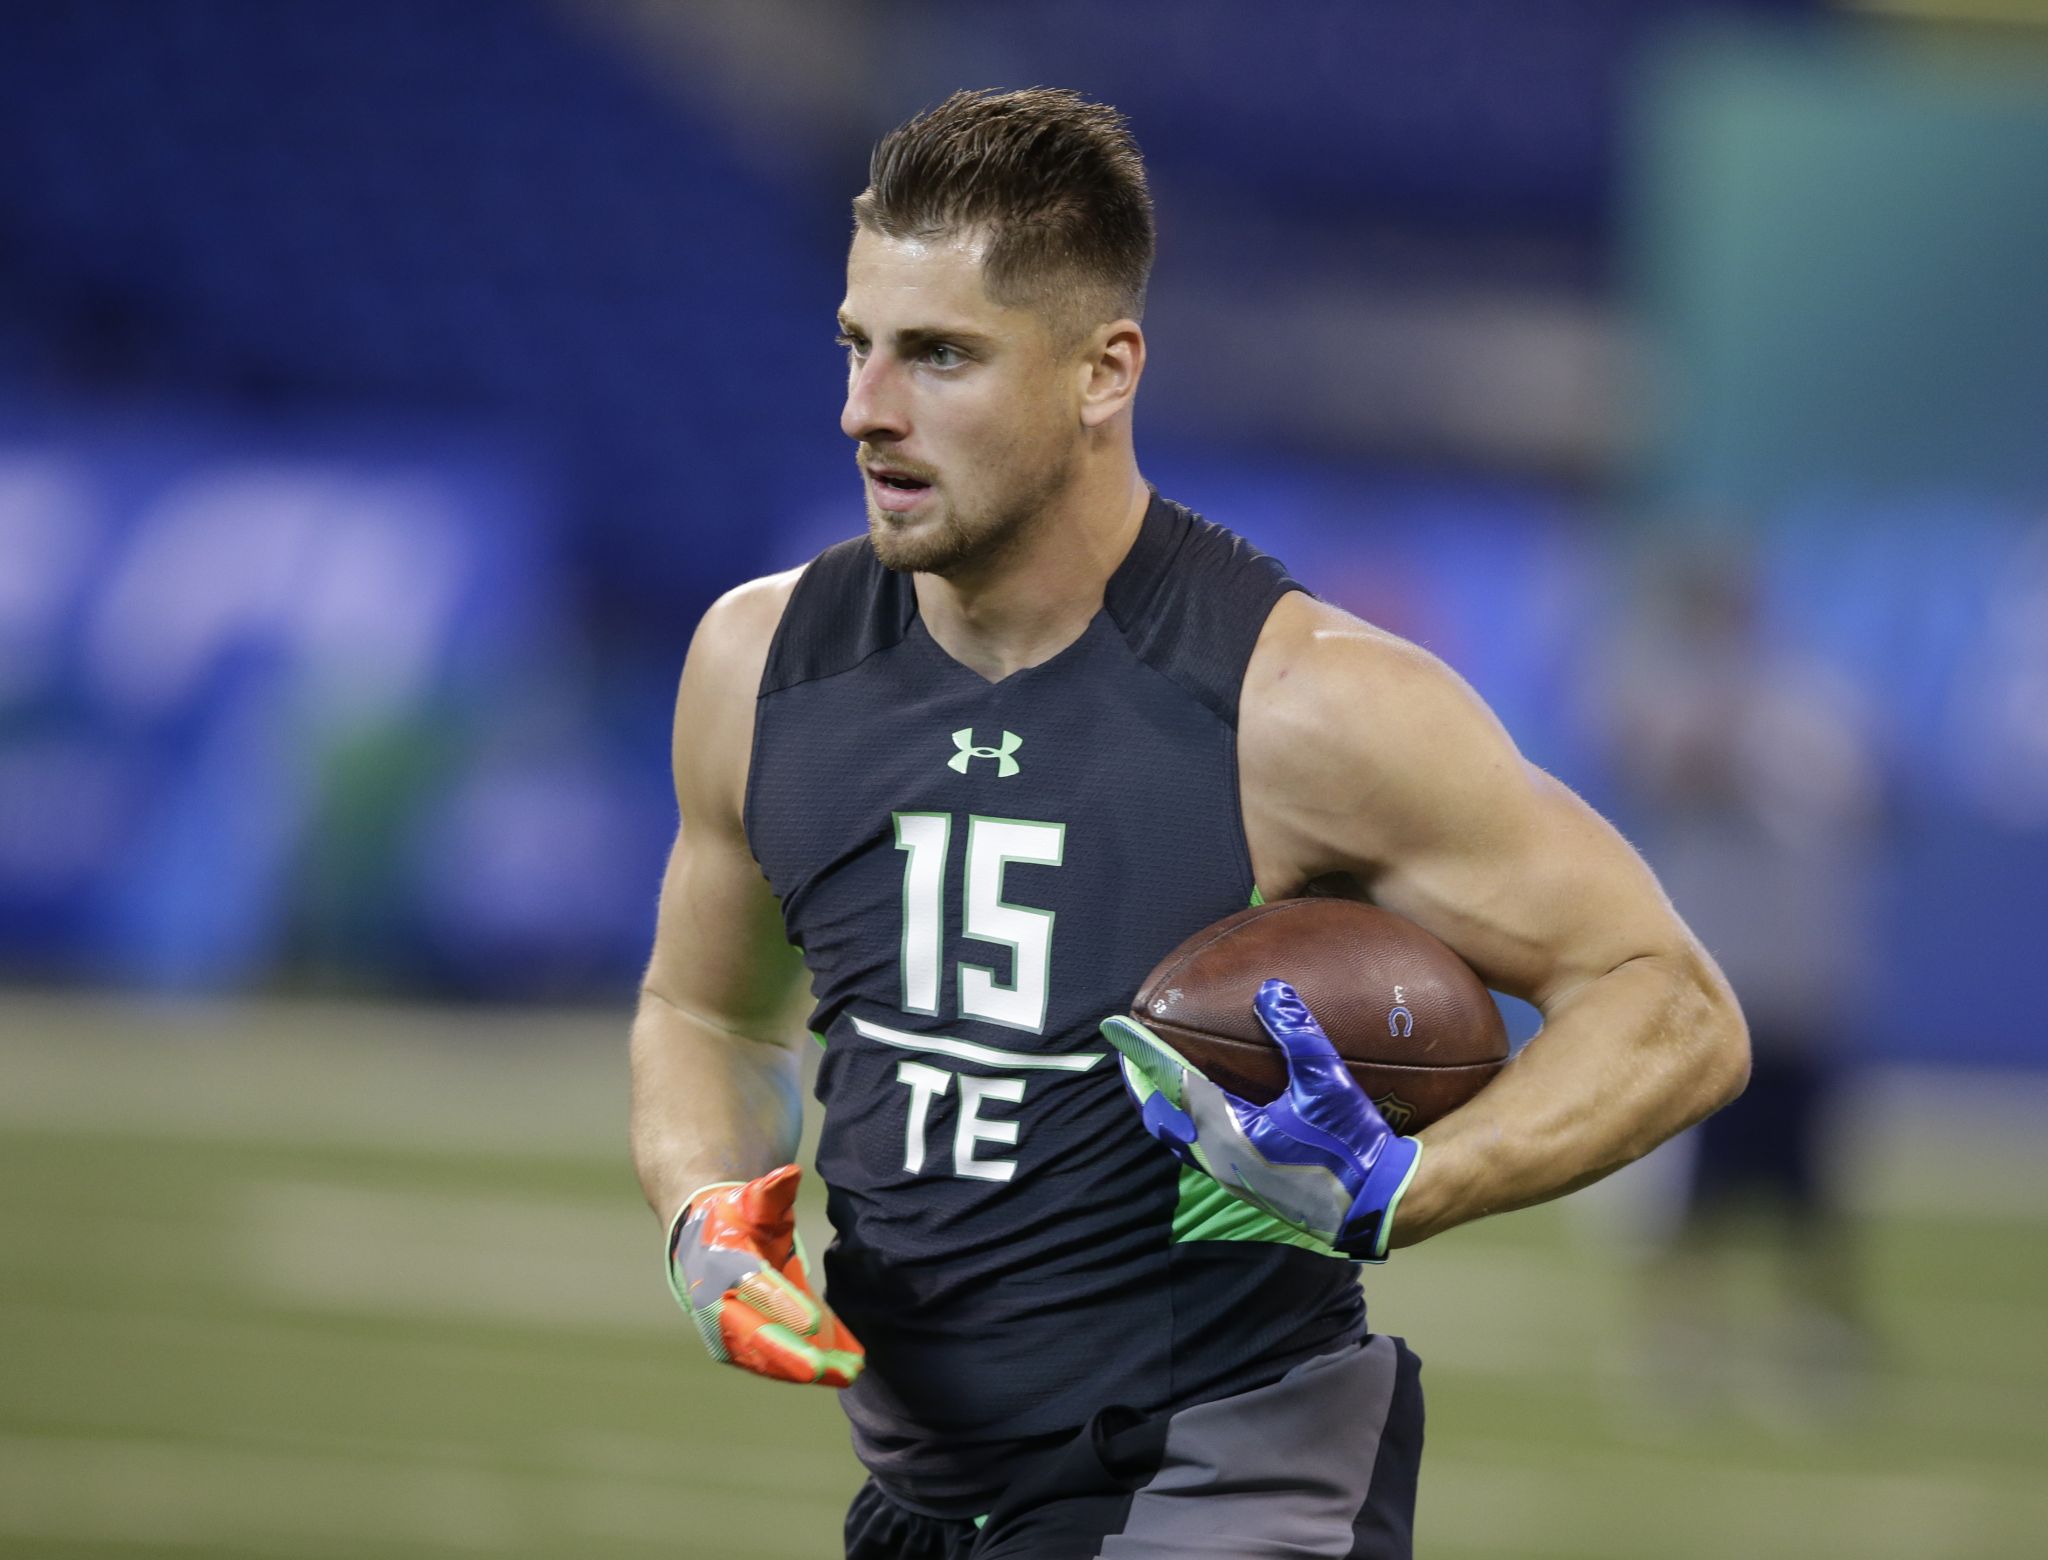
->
[861, 442, 1076, 579]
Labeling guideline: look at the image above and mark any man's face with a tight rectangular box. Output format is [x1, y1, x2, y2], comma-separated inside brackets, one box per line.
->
[839, 226, 1084, 576]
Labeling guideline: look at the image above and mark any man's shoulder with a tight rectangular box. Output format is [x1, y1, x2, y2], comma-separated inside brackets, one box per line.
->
[1110, 493, 1295, 619]
[1240, 591, 1520, 885]
[1246, 593, 1453, 707]
[1104, 493, 1302, 727]
[1243, 593, 1467, 780]
[670, 563, 813, 826]
[751, 534, 919, 696]
[690, 565, 808, 685]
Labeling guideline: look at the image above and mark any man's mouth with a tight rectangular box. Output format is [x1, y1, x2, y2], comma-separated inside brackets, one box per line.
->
[868, 467, 931, 492]
[865, 464, 936, 514]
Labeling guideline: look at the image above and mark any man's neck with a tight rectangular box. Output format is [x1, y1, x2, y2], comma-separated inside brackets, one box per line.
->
[913, 469, 1151, 684]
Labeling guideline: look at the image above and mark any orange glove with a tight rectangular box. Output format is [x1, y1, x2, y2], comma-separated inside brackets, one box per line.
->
[666, 1164, 864, 1387]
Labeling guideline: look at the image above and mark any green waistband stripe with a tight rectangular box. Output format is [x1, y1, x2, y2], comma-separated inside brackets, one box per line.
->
[1170, 1166, 1341, 1256]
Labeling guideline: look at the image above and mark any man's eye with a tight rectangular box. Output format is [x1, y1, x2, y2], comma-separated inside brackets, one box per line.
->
[835, 334, 868, 357]
[924, 343, 963, 368]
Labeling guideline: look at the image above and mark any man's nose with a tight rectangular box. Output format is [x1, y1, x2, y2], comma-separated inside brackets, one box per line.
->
[841, 355, 909, 444]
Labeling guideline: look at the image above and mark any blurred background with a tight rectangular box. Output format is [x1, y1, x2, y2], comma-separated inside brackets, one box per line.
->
[2, 0, 2045, 1555]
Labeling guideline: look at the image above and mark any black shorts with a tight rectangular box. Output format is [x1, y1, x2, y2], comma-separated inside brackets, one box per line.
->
[844, 1334, 1425, 1560]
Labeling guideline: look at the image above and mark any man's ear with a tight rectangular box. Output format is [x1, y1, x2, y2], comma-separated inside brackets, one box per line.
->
[1079, 320, 1145, 429]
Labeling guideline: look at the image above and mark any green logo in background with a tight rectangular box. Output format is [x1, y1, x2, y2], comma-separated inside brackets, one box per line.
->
[949, 728, 1022, 777]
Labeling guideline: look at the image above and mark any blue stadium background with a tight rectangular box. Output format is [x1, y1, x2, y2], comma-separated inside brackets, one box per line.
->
[2, 0, 2044, 1067]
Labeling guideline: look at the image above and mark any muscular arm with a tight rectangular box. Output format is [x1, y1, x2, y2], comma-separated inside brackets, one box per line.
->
[1240, 594, 1749, 1248]
[629, 570, 809, 1231]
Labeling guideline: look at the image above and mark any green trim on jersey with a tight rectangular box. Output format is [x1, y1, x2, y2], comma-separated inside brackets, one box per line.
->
[1170, 1165, 1342, 1255]
[1248, 885, 1266, 907]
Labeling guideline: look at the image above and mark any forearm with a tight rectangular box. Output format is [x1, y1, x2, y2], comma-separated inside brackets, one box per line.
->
[1391, 950, 1748, 1246]
[628, 986, 805, 1229]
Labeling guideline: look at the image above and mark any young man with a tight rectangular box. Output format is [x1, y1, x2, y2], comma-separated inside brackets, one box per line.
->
[629, 89, 1747, 1560]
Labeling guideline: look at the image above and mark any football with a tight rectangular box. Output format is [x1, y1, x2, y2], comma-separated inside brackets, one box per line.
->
[1129, 896, 1509, 1132]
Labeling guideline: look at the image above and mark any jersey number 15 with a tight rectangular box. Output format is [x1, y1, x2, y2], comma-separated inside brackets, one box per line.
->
[887, 812, 1065, 1184]
[893, 812, 1065, 1034]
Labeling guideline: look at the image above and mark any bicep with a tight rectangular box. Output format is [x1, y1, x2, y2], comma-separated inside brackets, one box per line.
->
[1364, 745, 1683, 1012]
[642, 817, 807, 1040]
[1251, 607, 1691, 1012]
[639, 571, 808, 1040]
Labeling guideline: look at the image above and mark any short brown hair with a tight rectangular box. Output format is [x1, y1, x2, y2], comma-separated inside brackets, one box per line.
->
[853, 88, 1155, 339]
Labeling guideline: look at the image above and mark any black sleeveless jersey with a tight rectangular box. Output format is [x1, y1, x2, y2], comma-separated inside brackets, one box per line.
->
[745, 491, 1367, 1515]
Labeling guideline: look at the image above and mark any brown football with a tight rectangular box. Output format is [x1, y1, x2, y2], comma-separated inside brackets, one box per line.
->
[1130, 897, 1509, 1132]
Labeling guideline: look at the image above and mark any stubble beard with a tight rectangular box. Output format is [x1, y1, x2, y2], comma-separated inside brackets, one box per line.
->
[864, 447, 1076, 580]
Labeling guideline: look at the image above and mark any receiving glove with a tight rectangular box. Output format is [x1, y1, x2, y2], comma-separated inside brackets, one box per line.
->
[1101, 979, 1422, 1262]
[667, 1163, 864, 1387]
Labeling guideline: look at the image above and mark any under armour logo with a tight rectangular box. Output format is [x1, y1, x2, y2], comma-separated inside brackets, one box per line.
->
[948, 728, 1022, 777]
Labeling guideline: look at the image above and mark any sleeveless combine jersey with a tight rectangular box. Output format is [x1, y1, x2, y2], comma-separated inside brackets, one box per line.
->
[745, 491, 1366, 1515]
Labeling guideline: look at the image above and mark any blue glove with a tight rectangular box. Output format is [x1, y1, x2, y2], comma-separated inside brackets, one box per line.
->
[1100, 979, 1422, 1262]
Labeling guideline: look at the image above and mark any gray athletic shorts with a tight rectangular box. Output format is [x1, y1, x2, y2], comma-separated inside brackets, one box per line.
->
[844, 1333, 1424, 1560]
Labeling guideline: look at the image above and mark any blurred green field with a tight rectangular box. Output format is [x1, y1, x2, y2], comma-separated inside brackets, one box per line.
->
[4, 992, 2046, 1559]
